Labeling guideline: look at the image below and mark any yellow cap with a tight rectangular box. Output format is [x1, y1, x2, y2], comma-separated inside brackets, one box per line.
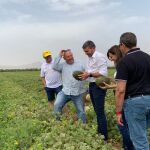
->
[42, 50, 52, 58]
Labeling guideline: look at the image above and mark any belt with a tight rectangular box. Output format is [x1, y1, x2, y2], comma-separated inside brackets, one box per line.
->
[89, 82, 95, 85]
[126, 94, 150, 99]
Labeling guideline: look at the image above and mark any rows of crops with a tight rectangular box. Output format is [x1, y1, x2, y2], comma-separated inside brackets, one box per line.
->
[0, 70, 122, 150]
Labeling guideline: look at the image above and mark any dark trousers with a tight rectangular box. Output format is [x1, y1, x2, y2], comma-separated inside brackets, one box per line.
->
[118, 111, 134, 150]
[89, 82, 108, 140]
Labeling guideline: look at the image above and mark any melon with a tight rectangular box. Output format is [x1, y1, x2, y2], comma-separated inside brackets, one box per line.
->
[95, 76, 111, 87]
[72, 71, 83, 80]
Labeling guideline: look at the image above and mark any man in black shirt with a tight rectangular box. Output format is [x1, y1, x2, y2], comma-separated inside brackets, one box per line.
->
[115, 32, 150, 150]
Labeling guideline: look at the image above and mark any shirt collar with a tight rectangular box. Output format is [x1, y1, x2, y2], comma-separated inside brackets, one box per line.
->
[91, 51, 97, 58]
[127, 48, 140, 55]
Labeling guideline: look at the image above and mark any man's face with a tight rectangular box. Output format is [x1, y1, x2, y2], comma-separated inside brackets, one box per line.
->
[83, 47, 95, 57]
[44, 55, 52, 63]
[64, 51, 74, 64]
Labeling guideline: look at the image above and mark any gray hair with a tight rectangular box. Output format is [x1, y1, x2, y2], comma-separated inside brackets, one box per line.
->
[120, 32, 137, 48]
[82, 40, 96, 49]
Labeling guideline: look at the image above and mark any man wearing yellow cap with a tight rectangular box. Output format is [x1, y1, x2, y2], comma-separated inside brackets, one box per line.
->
[41, 50, 62, 109]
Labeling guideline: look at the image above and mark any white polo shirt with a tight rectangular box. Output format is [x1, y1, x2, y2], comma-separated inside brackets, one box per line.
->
[40, 61, 62, 88]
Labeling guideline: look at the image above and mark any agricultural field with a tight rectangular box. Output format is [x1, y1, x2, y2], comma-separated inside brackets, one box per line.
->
[0, 69, 123, 150]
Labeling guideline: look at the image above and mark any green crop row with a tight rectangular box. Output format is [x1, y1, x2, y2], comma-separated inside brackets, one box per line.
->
[0, 70, 122, 150]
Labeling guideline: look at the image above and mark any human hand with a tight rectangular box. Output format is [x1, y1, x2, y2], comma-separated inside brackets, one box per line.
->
[99, 82, 117, 89]
[109, 78, 117, 84]
[78, 72, 89, 80]
[116, 113, 123, 126]
[59, 50, 66, 58]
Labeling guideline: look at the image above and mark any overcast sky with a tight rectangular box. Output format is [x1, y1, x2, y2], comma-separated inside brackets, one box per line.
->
[0, 0, 150, 66]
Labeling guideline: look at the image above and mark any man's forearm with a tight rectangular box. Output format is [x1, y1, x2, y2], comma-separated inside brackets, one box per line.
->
[115, 80, 126, 112]
[90, 72, 103, 78]
[53, 56, 62, 71]
[115, 91, 125, 112]
[41, 78, 46, 87]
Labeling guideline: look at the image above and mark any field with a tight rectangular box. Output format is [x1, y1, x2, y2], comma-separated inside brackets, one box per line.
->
[0, 69, 123, 150]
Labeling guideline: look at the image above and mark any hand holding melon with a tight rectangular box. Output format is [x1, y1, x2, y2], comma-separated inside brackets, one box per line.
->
[72, 71, 83, 81]
[95, 76, 116, 90]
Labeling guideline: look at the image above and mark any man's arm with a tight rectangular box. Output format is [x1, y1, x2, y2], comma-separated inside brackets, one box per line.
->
[89, 56, 108, 78]
[40, 65, 46, 88]
[53, 50, 65, 72]
[115, 80, 126, 126]
[89, 72, 103, 78]
[41, 77, 46, 87]
[79, 55, 107, 80]
[78, 71, 103, 80]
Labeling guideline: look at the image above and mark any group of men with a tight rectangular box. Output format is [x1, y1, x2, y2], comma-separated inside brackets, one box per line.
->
[41, 32, 150, 150]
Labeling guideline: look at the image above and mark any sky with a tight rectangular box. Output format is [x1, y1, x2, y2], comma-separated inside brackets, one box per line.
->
[0, 0, 150, 66]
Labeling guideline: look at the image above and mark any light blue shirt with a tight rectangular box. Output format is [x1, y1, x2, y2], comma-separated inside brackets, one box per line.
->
[53, 56, 86, 96]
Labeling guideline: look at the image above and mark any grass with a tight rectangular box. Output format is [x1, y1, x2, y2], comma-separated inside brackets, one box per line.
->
[0, 69, 124, 150]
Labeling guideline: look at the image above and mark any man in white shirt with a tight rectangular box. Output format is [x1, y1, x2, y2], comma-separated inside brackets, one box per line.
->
[80, 41, 108, 141]
[40, 50, 62, 109]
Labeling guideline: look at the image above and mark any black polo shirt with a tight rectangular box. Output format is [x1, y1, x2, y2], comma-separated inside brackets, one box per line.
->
[116, 48, 150, 99]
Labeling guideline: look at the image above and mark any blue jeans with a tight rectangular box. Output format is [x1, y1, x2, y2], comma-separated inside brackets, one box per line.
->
[118, 111, 134, 150]
[124, 95, 150, 150]
[54, 91, 86, 123]
[89, 83, 108, 140]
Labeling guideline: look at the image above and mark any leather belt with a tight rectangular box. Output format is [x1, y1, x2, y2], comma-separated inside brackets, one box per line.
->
[127, 94, 150, 99]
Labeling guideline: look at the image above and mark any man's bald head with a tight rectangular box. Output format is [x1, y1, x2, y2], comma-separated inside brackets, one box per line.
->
[63, 49, 74, 64]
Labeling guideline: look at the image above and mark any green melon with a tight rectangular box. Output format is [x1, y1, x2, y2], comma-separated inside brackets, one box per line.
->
[72, 71, 83, 80]
[95, 76, 111, 87]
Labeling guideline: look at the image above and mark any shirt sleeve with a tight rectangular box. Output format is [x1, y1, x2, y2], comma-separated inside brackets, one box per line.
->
[97, 56, 108, 76]
[40, 65, 45, 77]
[116, 61, 128, 81]
[53, 56, 63, 72]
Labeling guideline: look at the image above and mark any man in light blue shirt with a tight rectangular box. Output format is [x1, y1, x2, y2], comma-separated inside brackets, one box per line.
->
[53, 49, 86, 123]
